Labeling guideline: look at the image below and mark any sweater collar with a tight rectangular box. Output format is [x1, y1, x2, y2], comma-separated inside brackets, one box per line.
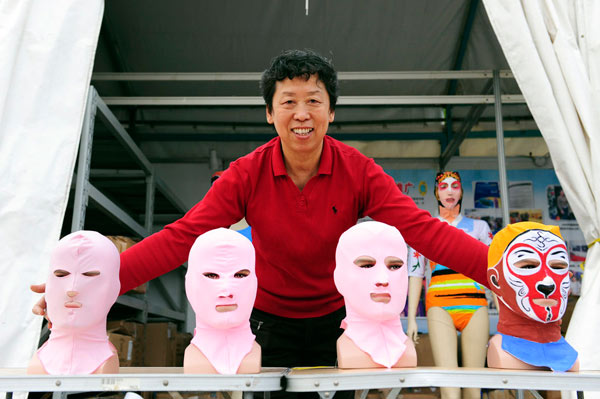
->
[272, 136, 333, 177]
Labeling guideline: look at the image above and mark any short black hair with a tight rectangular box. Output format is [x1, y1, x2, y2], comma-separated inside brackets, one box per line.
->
[260, 49, 338, 113]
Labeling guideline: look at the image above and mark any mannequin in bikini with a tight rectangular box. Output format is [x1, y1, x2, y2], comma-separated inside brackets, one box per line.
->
[486, 222, 578, 372]
[184, 228, 261, 374]
[28, 231, 120, 374]
[406, 172, 492, 399]
[334, 221, 416, 369]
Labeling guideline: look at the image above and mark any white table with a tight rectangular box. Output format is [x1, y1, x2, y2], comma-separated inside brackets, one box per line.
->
[285, 367, 600, 399]
[0, 367, 286, 399]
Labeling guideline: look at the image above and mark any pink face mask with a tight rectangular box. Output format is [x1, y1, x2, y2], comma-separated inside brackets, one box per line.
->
[334, 221, 408, 321]
[46, 231, 121, 331]
[186, 228, 257, 329]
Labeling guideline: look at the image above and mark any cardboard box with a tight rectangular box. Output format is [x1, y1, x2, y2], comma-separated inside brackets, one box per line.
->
[399, 388, 440, 399]
[106, 236, 146, 294]
[107, 320, 146, 366]
[486, 390, 537, 399]
[414, 334, 435, 367]
[153, 393, 226, 399]
[544, 391, 562, 399]
[400, 393, 440, 399]
[107, 320, 145, 339]
[175, 332, 193, 366]
[144, 322, 178, 366]
[108, 332, 135, 367]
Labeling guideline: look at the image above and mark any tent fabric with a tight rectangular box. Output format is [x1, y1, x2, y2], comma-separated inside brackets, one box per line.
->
[482, 0, 600, 390]
[0, 0, 104, 368]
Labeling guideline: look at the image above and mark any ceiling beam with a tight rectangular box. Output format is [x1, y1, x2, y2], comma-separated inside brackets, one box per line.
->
[447, 0, 481, 95]
[103, 94, 525, 106]
[91, 70, 513, 81]
[440, 79, 494, 169]
[130, 129, 541, 143]
[443, 0, 481, 165]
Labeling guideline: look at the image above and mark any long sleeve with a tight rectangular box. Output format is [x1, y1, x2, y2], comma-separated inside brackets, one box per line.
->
[362, 160, 489, 287]
[118, 165, 249, 294]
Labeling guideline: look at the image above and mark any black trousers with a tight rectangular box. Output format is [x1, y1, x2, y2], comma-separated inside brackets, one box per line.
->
[250, 307, 354, 399]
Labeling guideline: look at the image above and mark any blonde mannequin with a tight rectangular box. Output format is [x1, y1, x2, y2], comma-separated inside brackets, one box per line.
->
[407, 172, 491, 399]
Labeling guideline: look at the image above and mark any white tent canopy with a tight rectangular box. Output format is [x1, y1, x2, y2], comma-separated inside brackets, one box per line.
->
[0, 0, 103, 368]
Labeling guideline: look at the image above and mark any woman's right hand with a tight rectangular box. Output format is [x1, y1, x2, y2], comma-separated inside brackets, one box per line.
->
[31, 283, 51, 328]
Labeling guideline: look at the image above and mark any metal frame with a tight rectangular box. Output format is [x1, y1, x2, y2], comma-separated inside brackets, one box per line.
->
[94, 68, 519, 222]
[0, 368, 285, 395]
[494, 70, 510, 227]
[285, 367, 600, 398]
[102, 94, 525, 106]
[92, 70, 514, 81]
[70, 86, 188, 322]
[3, 367, 596, 398]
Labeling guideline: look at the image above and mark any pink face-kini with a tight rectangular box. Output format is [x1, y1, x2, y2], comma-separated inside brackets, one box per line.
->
[33, 231, 120, 374]
[334, 221, 412, 368]
[487, 222, 578, 371]
[185, 228, 258, 374]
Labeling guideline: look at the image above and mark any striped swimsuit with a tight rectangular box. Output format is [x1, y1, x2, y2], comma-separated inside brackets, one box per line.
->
[408, 215, 492, 331]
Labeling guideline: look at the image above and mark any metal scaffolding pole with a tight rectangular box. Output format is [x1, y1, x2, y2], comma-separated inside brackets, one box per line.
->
[71, 88, 98, 232]
[494, 70, 510, 226]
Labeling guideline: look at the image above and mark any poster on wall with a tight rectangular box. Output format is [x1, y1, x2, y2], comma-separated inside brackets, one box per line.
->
[385, 168, 586, 295]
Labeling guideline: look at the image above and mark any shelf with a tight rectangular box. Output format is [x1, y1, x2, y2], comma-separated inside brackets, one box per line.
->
[285, 367, 600, 393]
[2, 367, 597, 395]
[67, 86, 189, 327]
[0, 367, 286, 393]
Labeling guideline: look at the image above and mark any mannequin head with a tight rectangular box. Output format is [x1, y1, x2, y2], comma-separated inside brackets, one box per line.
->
[186, 228, 257, 329]
[488, 222, 570, 324]
[334, 221, 408, 321]
[435, 171, 463, 211]
[46, 231, 120, 331]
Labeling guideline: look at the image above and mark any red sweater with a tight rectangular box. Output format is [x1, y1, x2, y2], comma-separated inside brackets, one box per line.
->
[120, 136, 488, 318]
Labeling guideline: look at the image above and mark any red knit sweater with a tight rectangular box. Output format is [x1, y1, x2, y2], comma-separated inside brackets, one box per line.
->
[119, 136, 488, 318]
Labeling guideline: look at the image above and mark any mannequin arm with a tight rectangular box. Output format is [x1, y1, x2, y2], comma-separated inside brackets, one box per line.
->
[407, 276, 423, 343]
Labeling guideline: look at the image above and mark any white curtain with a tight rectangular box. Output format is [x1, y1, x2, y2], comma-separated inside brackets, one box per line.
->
[483, 0, 600, 391]
[0, 0, 103, 369]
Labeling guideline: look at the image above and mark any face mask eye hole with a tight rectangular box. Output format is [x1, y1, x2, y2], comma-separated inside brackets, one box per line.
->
[203, 272, 219, 279]
[385, 257, 404, 271]
[513, 259, 540, 270]
[82, 270, 100, 277]
[234, 269, 250, 278]
[549, 261, 568, 270]
[53, 269, 70, 277]
[353, 256, 376, 269]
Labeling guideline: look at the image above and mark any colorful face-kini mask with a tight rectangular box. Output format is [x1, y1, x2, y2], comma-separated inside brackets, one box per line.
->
[334, 221, 409, 367]
[38, 231, 120, 374]
[488, 222, 570, 325]
[487, 222, 577, 371]
[186, 228, 257, 374]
